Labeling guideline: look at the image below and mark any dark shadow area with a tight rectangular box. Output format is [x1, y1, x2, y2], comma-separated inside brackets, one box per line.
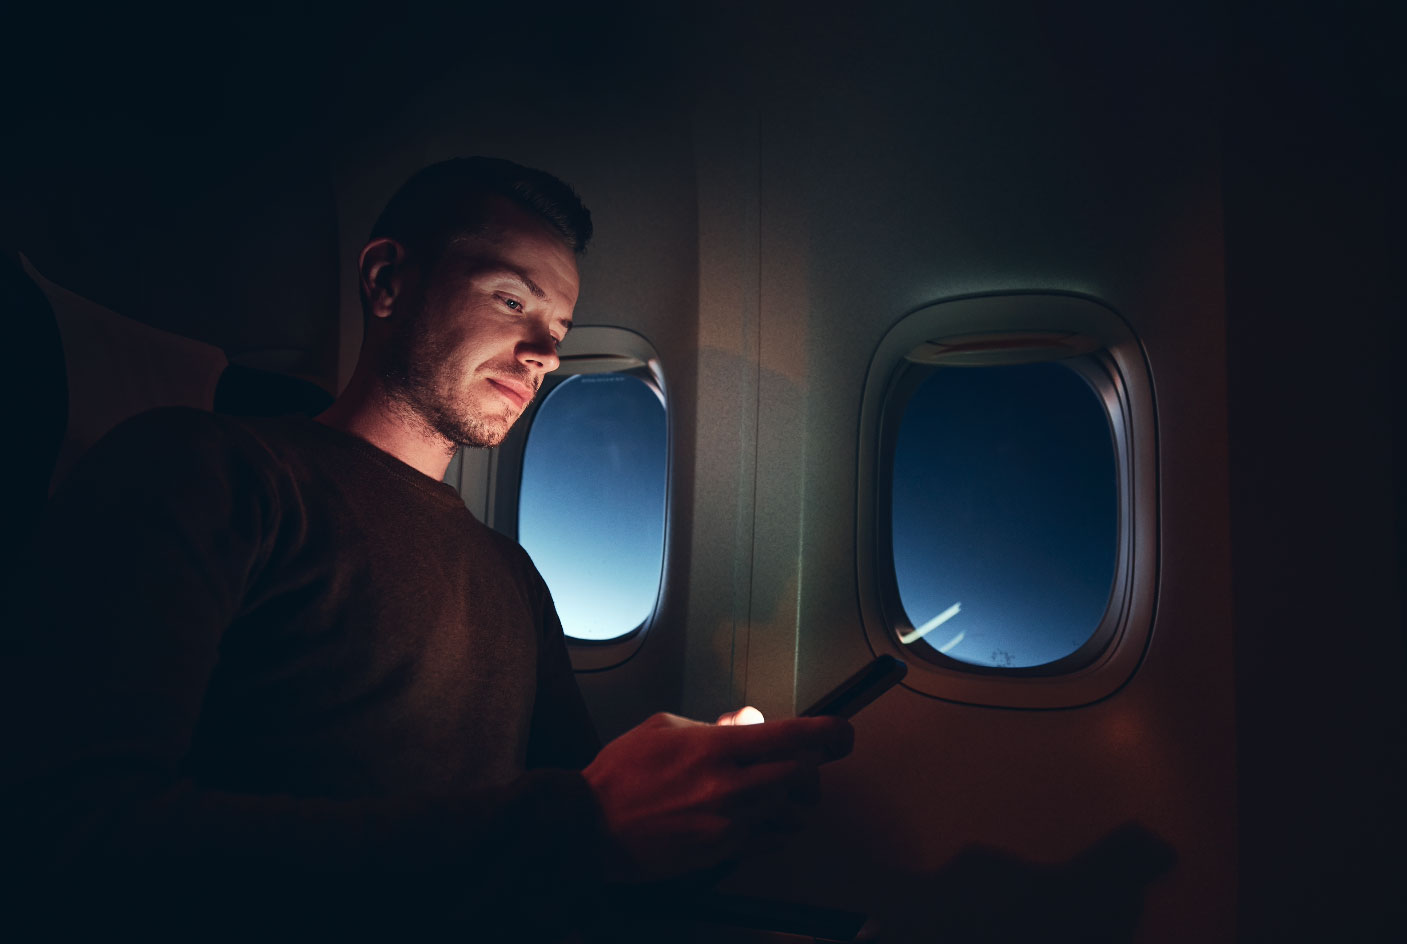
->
[213, 363, 333, 418]
[1225, 0, 1405, 940]
[874, 823, 1177, 944]
[586, 823, 1174, 943]
[1, 250, 66, 563]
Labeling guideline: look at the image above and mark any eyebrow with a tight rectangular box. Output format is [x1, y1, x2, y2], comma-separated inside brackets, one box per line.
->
[492, 266, 547, 301]
[481, 266, 573, 333]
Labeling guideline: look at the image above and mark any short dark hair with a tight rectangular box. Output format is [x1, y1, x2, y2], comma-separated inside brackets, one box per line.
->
[368, 157, 593, 259]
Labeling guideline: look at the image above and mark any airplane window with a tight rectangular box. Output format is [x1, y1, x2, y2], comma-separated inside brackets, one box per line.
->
[890, 362, 1118, 669]
[518, 373, 667, 641]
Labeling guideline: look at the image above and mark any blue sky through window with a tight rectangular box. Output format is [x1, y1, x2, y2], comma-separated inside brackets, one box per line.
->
[891, 362, 1117, 668]
[519, 374, 667, 641]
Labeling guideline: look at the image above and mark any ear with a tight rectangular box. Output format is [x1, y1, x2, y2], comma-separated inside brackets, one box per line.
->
[358, 238, 409, 320]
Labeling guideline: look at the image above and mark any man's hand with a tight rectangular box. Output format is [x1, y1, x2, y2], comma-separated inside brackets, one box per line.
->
[583, 710, 854, 881]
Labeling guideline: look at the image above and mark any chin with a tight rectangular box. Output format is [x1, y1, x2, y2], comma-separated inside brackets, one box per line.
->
[453, 409, 519, 449]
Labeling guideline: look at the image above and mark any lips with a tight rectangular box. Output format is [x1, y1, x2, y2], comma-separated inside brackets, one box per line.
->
[486, 376, 534, 409]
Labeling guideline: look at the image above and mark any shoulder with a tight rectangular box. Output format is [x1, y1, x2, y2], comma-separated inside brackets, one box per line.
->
[86, 406, 271, 459]
[35, 408, 295, 570]
[89, 408, 352, 473]
[58, 406, 287, 503]
[471, 524, 564, 639]
[481, 525, 552, 598]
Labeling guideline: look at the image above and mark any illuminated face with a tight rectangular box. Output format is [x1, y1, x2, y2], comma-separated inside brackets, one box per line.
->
[381, 197, 580, 448]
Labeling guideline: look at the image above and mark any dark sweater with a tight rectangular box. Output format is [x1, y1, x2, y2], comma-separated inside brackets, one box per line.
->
[4, 407, 608, 928]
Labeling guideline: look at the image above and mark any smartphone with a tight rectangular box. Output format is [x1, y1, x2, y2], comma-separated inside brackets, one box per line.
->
[799, 654, 907, 718]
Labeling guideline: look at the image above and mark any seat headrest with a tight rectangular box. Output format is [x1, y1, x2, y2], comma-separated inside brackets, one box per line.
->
[3, 250, 69, 559]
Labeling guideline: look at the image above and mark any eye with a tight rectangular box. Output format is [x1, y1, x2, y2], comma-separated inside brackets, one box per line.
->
[497, 294, 524, 312]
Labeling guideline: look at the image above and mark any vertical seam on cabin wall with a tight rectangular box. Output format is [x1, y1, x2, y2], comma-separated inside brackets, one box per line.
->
[792, 419, 805, 716]
[731, 106, 763, 709]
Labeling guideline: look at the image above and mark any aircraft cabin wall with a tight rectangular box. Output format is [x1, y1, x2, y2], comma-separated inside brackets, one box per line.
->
[693, 7, 1232, 942]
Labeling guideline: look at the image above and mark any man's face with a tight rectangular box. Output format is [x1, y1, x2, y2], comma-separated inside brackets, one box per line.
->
[379, 198, 580, 448]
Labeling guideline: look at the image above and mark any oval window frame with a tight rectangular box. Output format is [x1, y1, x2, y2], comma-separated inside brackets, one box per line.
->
[857, 294, 1158, 708]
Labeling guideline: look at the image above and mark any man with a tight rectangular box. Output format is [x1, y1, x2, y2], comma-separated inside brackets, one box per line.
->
[5, 158, 851, 935]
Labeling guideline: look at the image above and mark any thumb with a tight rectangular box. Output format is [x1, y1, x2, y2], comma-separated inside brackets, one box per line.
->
[716, 706, 766, 726]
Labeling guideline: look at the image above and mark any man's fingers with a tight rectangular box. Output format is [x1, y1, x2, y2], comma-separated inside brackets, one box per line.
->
[642, 711, 707, 731]
[589, 710, 850, 881]
[786, 762, 822, 806]
[727, 758, 802, 795]
[720, 758, 824, 817]
[714, 715, 854, 764]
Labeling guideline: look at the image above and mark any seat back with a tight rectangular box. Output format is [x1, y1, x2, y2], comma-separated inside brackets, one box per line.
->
[3, 250, 69, 566]
[18, 253, 334, 498]
[20, 253, 230, 493]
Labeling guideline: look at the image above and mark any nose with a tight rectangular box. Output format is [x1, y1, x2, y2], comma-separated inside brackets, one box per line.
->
[516, 327, 560, 374]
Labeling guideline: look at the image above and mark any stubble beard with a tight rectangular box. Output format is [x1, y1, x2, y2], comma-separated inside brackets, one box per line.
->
[379, 316, 527, 450]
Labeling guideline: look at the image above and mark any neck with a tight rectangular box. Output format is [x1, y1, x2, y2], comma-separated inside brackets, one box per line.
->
[317, 363, 457, 481]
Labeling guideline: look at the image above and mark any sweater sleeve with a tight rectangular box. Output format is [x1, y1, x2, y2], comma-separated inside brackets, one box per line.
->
[2, 408, 612, 929]
[526, 589, 603, 772]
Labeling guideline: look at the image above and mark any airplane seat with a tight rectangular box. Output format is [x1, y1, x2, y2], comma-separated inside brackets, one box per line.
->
[214, 361, 334, 419]
[15, 252, 333, 498]
[3, 250, 69, 571]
